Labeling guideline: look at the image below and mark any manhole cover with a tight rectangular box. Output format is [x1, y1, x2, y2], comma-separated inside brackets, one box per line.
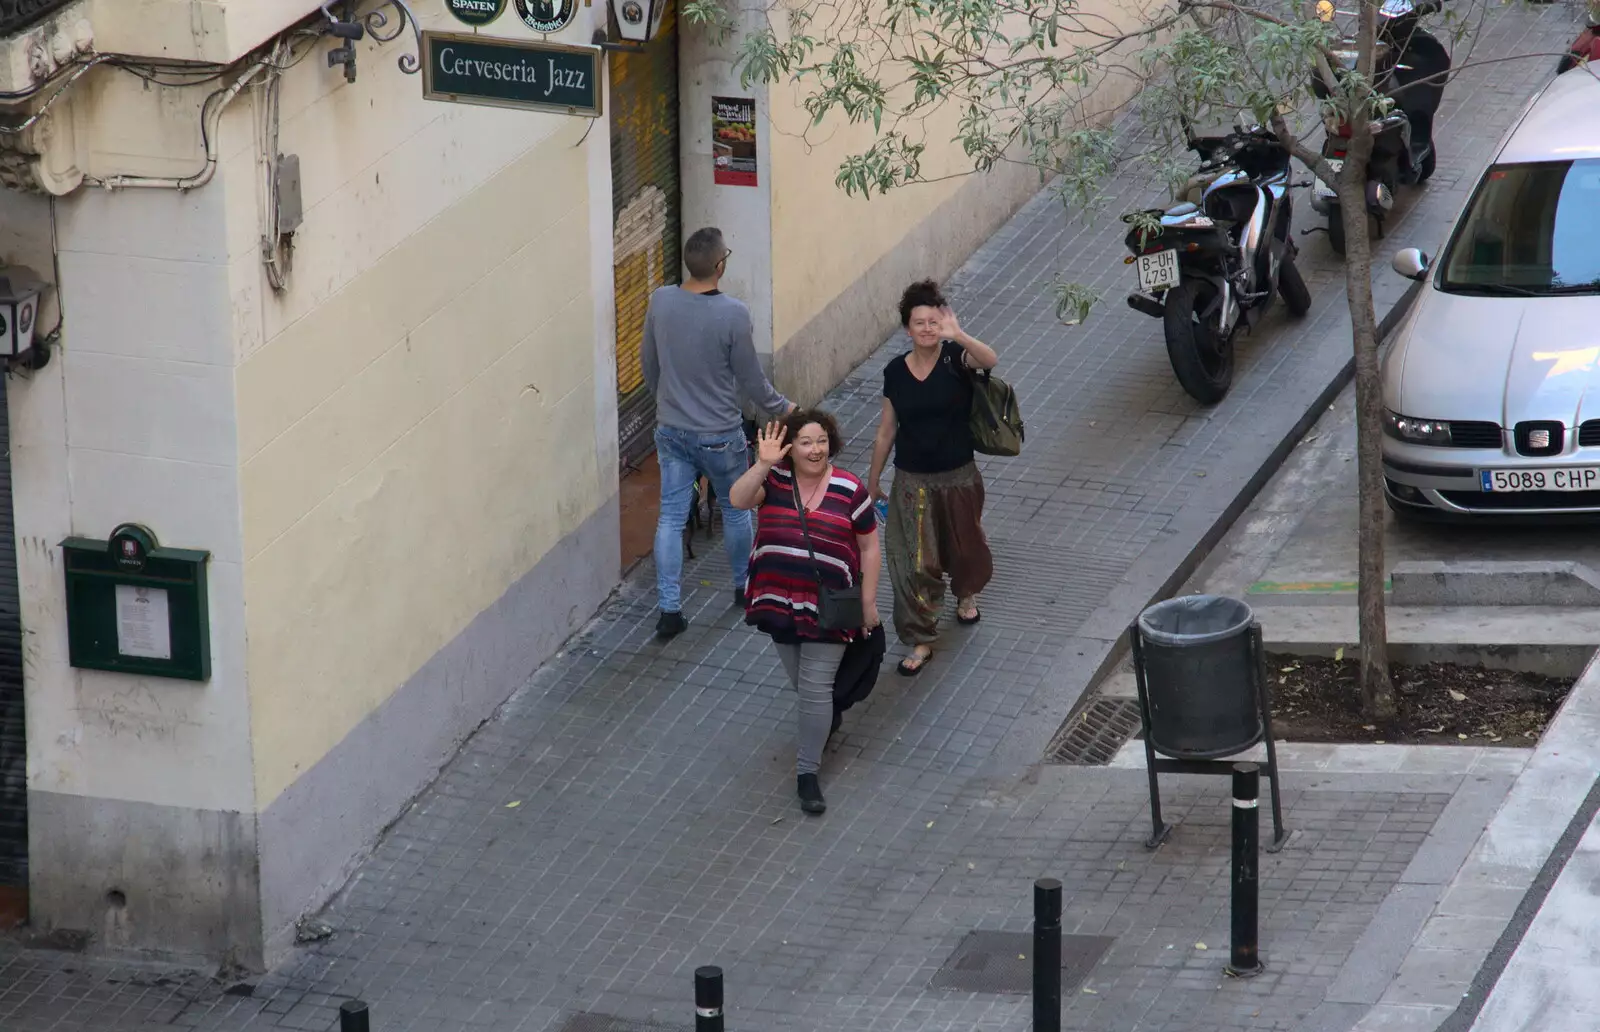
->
[930, 930, 1114, 994]
[1044, 697, 1142, 765]
[556, 1014, 691, 1032]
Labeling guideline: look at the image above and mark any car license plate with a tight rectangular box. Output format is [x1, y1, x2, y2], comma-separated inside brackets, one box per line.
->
[1315, 158, 1343, 198]
[1136, 249, 1180, 292]
[1480, 467, 1600, 492]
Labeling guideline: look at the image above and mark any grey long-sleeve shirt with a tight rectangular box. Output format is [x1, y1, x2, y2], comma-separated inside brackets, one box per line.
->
[640, 286, 790, 434]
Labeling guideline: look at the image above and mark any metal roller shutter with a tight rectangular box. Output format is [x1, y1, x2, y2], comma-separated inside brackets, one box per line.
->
[0, 375, 25, 887]
[609, 0, 681, 470]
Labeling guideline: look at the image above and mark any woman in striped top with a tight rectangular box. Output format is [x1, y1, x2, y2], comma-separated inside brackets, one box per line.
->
[730, 408, 882, 815]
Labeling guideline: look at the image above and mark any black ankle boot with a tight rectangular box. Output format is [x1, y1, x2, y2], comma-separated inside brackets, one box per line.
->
[797, 774, 826, 814]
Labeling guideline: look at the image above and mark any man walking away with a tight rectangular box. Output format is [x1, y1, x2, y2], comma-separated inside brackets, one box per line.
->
[642, 227, 793, 639]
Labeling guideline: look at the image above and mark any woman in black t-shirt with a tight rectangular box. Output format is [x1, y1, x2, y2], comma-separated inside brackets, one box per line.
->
[867, 279, 999, 676]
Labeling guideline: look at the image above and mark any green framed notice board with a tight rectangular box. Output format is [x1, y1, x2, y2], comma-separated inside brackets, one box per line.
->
[61, 525, 211, 682]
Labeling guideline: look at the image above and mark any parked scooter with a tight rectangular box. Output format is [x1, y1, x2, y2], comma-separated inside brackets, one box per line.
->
[1308, 0, 1451, 257]
[1556, 6, 1600, 75]
[1122, 122, 1312, 405]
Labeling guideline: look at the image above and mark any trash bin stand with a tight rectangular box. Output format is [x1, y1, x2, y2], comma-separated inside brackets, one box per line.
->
[1129, 621, 1289, 853]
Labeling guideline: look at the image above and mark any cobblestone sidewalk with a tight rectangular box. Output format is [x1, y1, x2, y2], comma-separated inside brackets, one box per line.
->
[0, 6, 1580, 1030]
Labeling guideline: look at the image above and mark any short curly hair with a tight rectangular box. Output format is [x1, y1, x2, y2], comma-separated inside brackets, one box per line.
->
[781, 408, 845, 459]
[898, 279, 947, 327]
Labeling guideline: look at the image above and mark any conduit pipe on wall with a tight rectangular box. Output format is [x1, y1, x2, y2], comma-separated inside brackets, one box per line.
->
[87, 55, 273, 191]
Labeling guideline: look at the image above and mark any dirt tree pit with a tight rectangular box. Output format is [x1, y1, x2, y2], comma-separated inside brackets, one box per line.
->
[1264, 654, 1573, 746]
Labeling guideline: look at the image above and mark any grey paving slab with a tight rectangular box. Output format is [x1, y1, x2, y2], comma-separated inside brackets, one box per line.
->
[0, 6, 1581, 1032]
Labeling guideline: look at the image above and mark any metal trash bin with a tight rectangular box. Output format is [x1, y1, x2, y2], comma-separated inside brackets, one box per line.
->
[1134, 595, 1261, 759]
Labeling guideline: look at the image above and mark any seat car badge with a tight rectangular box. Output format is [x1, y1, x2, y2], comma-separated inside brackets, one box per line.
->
[1530, 429, 1551, 449]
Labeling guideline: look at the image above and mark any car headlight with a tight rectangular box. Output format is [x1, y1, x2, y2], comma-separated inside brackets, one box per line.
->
[1383, 410, 1452, 445]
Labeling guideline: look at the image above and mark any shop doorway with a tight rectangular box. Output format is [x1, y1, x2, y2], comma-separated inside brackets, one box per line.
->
[609, 0, 681, 571]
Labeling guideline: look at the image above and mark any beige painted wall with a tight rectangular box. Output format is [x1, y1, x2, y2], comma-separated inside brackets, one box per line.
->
[89, 0, 323, 64]
[766, 82, 980, 353]
[225, 9, 613, 808]
[766, 0, 1163, 357]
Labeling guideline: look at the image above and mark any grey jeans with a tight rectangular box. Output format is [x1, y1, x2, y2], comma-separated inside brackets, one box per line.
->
[773, 640, 847, 776]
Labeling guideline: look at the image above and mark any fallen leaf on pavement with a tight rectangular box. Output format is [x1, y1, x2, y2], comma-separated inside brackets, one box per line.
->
[1448, 690, 1467, 702]
[505, 801, 521, 808]
[1195, 943, 1208, 951]
[1334, 647, 1344, 662]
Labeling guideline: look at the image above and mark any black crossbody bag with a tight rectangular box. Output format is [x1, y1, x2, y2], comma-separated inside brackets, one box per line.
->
[793, 478, 865, 631]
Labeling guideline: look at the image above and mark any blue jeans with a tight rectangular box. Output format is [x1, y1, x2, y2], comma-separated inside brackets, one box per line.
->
[654, 425, 754, 613]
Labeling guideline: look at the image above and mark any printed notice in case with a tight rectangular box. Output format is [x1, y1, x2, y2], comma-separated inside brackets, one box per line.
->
[712, 96, 758, 186]
[115, 584, 171, 661]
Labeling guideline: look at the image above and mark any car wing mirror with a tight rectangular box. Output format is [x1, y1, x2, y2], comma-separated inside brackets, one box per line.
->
[1392, 247, 1430, 281]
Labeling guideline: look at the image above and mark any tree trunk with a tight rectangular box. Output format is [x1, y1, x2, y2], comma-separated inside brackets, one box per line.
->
[1335, 139, 1397, 723]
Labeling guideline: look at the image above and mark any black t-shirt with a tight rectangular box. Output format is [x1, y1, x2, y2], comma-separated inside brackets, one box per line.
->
[883, 340, 974, 474]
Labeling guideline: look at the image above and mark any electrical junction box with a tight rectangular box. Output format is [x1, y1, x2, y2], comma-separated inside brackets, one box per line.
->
[61, 524, 211, 682]
[276, 153, 303, 234]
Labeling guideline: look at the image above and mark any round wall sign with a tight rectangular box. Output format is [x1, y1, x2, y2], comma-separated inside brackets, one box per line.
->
[515, 0, 578, 33]
[446, 0, 507, 26]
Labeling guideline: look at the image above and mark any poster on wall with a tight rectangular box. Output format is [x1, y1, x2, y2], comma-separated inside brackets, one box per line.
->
[712, 96, 758, 186]
[115, 584, 171, 661]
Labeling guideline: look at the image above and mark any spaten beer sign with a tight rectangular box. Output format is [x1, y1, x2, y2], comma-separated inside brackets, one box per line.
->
[446, 0, 507, 26]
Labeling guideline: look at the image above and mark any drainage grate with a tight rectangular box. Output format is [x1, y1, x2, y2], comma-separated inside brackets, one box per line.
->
[931, 931, 1114, 994]
[556, 1015, 691, 1032]
[1044, 697, 1142, 765]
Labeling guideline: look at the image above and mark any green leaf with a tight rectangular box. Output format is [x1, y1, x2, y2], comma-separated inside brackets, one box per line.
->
[1051, 281, 1099, 327]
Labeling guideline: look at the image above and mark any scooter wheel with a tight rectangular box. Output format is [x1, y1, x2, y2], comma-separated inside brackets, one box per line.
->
[1416, 147, 1436, 184]
[1328, 215, 1346, 258]
[1279, 257, 1312, 317]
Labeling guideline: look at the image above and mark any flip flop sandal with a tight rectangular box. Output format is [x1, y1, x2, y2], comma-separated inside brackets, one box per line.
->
[897, 650, 933, 677]
[956, 608, 982, 625]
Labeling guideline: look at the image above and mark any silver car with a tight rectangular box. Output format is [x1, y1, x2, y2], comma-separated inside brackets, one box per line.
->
[1383, 70, 1600, 519]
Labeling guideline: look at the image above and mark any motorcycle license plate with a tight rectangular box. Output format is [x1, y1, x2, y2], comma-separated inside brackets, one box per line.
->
[1315, 158, 1343, 199]
[1136, 249, 1180, 292]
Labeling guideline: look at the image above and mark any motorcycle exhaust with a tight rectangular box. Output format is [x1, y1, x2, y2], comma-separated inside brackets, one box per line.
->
[1126, 293, 1165, 319]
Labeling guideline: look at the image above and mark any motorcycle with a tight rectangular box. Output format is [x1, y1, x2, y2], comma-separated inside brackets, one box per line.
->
[1308, 0, 1451, 257]
[1122, 123, 1312, 405]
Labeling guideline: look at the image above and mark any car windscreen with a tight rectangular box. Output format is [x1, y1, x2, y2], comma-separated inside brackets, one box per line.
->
[1439, 158, 1600, 295]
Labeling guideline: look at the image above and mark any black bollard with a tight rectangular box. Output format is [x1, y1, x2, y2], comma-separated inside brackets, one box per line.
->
[1227, 763, 1263, 977]
[1033, 878, 1062, 1032]
[338, 1000, 371, 1032]
[694, 965, 724, 1032]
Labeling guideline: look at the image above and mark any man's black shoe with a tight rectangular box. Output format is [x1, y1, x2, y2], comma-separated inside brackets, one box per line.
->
[655, 611, 688, 639]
